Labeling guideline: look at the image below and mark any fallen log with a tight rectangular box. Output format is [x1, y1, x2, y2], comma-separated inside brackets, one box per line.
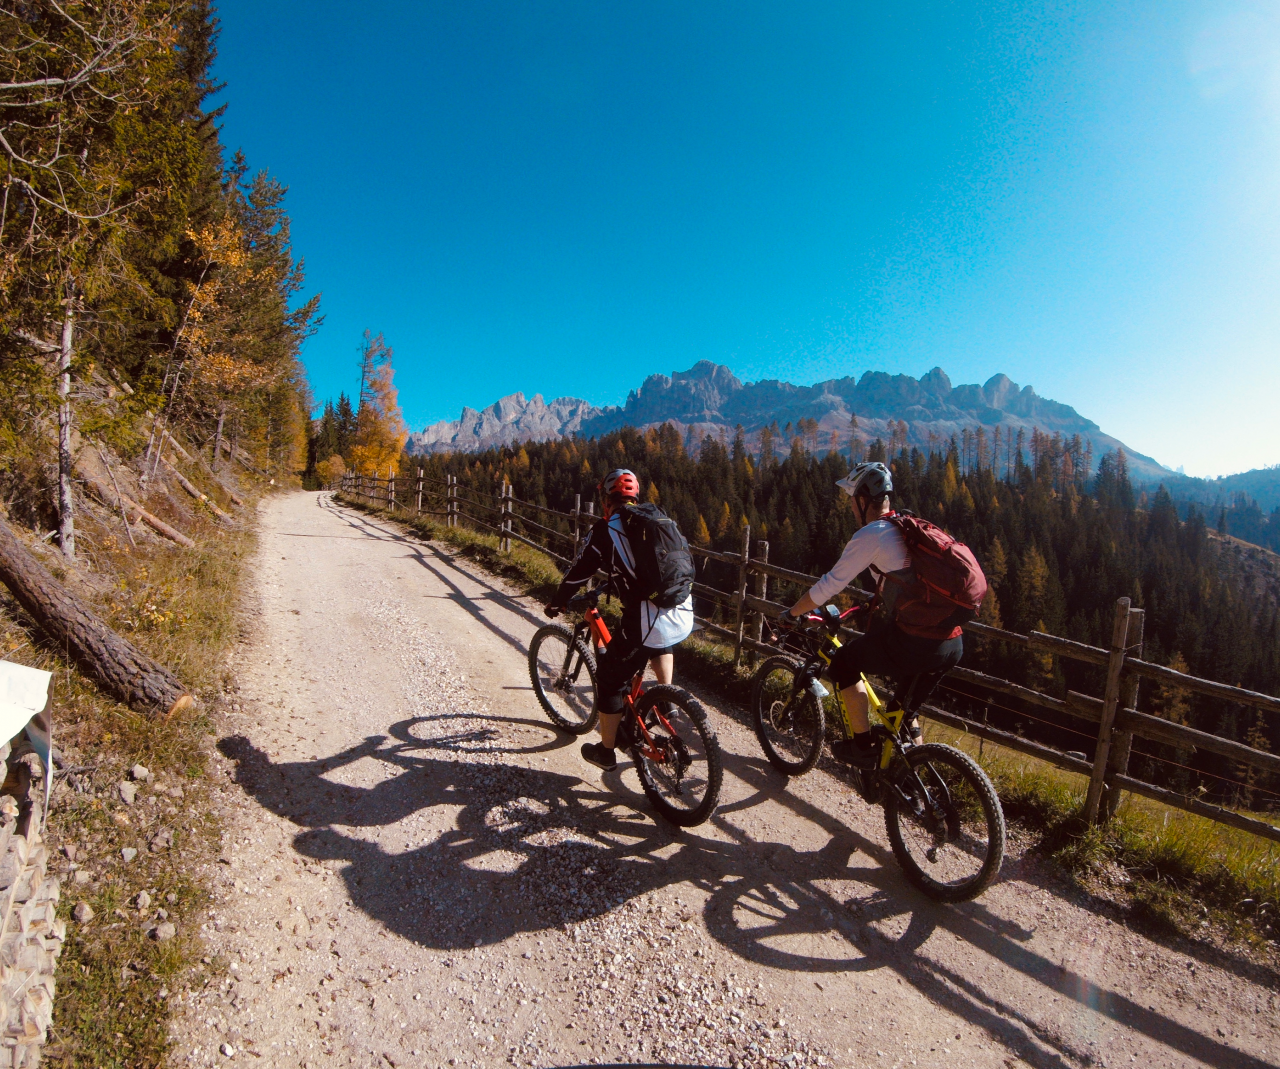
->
[83, 478, 195, 549]
[161, 456, 233, 522]
[0, 515, 192, 718]
[161, 430, 194, 464]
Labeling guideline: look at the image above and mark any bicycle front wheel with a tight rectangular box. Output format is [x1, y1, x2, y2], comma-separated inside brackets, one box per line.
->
[883, 742, 1005, 902]
[528, 625, 599, 735]
[750, 655, 825, 776]
[631, 684, 722, 827]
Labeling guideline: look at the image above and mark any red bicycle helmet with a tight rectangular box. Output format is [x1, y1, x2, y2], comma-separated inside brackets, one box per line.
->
[599, 468, 640, 500]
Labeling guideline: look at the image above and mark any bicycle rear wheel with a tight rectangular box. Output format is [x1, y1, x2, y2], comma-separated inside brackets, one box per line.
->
[631, 684, 722, 827]
[750, 656, 825, 775]
[528, 625, 599, 735]
[883, 743, 1005, 902]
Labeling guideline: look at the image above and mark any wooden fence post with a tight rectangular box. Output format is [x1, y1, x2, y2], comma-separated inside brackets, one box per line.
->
[501, 482, 511, 552]
[733, 524, 751, 667]
[448, 475, 457, 527]
[416, 467, 423, 515]
[573, 493, 581, 556]
[388, 470, 395, 511]
[1085, 597, 1132, 823]
[1103, 607, 1144, 819]
[751, 540, 769, 654]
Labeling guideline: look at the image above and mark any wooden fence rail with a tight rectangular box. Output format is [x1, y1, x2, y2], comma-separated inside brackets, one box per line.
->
[334, 470, 1280, 844]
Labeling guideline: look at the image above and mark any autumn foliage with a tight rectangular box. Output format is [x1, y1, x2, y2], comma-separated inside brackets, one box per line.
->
[349, 361, 408, 476]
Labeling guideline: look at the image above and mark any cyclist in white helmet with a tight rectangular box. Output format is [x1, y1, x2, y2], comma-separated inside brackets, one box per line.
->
[781, 461, 964, 767]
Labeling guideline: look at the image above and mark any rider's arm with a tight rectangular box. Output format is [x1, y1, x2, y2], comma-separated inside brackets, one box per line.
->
[547, 522, 609, 608]
[787, 590, 819, 618]
[803, 521, 902, 608]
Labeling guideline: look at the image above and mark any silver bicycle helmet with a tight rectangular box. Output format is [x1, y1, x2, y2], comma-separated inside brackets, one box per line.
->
[836, 461, 893, 499]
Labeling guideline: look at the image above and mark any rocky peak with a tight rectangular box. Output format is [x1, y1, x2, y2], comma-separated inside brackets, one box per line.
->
[406, 361, 1170, 479]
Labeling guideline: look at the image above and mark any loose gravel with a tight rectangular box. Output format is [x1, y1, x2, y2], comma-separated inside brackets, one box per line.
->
[169, 492, 1280, 1069]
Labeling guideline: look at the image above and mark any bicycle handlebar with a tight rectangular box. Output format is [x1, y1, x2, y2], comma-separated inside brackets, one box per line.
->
[563, 587, 603, 610]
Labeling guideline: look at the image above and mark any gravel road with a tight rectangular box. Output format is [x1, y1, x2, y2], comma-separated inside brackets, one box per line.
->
[172, 491, 1279, 1069]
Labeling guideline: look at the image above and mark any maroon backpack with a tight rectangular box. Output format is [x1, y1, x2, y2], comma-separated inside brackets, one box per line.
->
[872, 511, 988, 640]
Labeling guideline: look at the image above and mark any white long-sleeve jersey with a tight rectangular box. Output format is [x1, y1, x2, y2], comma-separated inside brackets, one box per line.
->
[807, 517, 911, 606]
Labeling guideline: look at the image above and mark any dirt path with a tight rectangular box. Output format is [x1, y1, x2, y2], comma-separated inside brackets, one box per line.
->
[171, 491, 1279, 1069]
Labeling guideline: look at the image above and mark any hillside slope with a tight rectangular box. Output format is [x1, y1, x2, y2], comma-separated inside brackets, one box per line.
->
[1159, 468, 1280, 512]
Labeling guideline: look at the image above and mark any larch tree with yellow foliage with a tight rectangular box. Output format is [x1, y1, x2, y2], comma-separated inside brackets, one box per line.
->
[349, 334, 408, 476]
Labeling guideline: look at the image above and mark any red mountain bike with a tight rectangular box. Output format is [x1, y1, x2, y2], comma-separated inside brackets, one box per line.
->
[528, 587, 722, 827]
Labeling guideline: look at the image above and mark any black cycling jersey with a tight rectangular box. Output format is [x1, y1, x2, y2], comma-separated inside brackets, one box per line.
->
[548, 516, 644, 611]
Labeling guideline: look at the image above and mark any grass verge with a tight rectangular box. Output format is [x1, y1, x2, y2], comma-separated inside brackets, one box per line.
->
[338, 493, 1280, 949]
[1, 490, 256, 1067]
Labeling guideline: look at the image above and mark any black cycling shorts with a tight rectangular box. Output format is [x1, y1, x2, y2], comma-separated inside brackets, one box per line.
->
[596, 609, 674, 716]
[827, 619, 963, 690]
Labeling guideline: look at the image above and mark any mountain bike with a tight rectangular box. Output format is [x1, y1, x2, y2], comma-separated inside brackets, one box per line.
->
[528, 587, 722, 827]
[750, 604, 1004, 902]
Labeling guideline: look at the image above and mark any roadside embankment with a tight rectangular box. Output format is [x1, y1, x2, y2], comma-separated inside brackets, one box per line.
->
[0, 433, 264, 1068]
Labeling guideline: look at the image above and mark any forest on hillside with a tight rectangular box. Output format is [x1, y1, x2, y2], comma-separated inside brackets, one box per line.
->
[1202, 494, 1280, 555]
[1, 1, 316, 546]
[312, 413, 1280, 810]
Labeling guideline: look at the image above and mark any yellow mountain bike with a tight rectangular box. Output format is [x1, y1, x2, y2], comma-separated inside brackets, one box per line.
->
[751, 604, 1005, 902]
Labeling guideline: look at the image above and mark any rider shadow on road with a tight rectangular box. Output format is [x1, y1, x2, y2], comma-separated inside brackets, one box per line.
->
[217, 703, 1266, 1069]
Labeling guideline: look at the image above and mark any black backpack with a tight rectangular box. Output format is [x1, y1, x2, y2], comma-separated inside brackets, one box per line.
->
[616, 503, 695, 609]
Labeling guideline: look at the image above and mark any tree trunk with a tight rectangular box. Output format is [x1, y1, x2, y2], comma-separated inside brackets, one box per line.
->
[81, 476, 195, 548]
[0, 515, 192, 718]
[211, 404, 226, 473]
[161, 456, 232, 522]
[161, 430, 194, 464]
[56, 295, 76, 561]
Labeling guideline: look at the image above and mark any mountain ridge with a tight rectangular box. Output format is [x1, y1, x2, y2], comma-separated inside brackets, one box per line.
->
[408, 360, 1171, 479]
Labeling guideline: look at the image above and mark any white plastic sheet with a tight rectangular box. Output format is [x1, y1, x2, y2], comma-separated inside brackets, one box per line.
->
[0, 659, 51, 747]
[0, 659, 53, 826]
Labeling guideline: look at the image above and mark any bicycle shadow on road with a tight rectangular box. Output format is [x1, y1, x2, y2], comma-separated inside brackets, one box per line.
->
[217, 710, 1267, 1069]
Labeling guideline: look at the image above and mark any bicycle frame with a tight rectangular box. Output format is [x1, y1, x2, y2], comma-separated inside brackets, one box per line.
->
[569, 604, 677, 764]
[795, 630, 908, 771]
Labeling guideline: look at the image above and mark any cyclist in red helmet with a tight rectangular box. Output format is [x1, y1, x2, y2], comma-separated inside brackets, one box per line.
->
[546, 468, 694, 771]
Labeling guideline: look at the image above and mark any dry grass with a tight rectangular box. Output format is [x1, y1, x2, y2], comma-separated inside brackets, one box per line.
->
[0, 487, 258, 1067]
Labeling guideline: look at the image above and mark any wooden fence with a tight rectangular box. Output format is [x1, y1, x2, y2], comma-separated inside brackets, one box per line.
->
[336, 470, 1280, 845]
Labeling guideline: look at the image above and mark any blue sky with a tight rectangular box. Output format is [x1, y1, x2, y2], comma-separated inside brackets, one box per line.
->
[212, 1, 1280, 478]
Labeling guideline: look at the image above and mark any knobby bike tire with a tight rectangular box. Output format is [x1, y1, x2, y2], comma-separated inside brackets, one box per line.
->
[527, 624, 599, 735]
[630, 684, 723, 827]
[883, 742, 1005, 903]
[749, 655, 826, 776]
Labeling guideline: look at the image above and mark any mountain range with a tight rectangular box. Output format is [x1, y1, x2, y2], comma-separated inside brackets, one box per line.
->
[409, 361, 1176, 480]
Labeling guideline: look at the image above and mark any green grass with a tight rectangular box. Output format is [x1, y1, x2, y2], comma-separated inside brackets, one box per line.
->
[927, 722, 1280, 943]
[339, 492, 1280, 946]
